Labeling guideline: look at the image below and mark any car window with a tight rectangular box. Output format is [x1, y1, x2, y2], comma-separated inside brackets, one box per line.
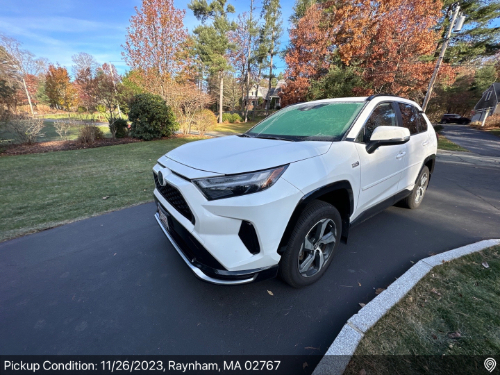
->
[398, 103, 418, 135]
[416, 110, 428, 133]
[357, 103, 397, 143]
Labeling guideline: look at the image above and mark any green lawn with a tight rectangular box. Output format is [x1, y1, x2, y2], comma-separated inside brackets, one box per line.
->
[0, 121, 111, 144]
[213, 120, 259, 134]
[0, 137, 203, 242]
[437, 135, 469, 152]
[346, 245, 500, 374]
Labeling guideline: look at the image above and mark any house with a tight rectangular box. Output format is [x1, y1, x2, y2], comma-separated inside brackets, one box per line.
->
[244, 80, 286, 109]
[471, 82, 500, 122]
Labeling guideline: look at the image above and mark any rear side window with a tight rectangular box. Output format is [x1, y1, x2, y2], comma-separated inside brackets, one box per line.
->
[398, 103, 418, 135]
[417, 112, 428, 133]
[359, 103, 397, 143]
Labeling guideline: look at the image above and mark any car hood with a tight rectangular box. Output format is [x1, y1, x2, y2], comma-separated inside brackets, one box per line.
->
[165, 135, 331, 174]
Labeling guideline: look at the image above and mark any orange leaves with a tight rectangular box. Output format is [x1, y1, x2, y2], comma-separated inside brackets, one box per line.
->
[283, 0, 451, 103]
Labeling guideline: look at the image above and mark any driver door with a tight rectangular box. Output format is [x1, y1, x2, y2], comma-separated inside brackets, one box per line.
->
[354, 102, 408, 214]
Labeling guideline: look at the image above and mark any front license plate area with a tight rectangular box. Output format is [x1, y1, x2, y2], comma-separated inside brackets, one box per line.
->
[158, 204, 171, 232]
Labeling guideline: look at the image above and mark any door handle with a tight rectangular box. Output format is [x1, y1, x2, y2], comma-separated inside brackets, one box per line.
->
[422, 140, 429, 146]
[396, 151, 406, 159]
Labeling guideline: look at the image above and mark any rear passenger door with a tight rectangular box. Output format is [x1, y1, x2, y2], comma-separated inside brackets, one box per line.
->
[397, 103, 430, 191]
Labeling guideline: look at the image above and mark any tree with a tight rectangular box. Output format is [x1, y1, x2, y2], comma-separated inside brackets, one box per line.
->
[289, 0, 317, 26]
[260, 0, 282, 112]
[439, 0, 500, 63]
[129, 93, 177, 140]
[189, 0, 236, 123]
[229, 9, 259, 122]
[0, 34, 48, 116]
[282, 0, 449, 105]
[308, 65, 366, 100]
[0, 46, 20, 114]
[45, 65, 76, 110]
[123, 0, 192, 104]
[72, 52, 100, 112]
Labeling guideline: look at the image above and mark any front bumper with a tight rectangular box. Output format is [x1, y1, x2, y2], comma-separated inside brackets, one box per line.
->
[155, 202, 278, 285]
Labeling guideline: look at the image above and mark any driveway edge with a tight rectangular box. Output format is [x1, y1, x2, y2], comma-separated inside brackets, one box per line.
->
[312, 239, 500, 375]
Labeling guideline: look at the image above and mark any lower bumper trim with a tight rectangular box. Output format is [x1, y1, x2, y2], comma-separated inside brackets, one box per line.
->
[155, 213, 277, 285]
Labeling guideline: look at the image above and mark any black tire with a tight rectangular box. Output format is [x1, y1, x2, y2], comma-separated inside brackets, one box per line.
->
[399, 166, 430, 209]
[279, 200, 342, 288]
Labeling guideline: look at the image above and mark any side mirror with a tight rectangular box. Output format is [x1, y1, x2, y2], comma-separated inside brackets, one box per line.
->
[366, 126, 410, 154]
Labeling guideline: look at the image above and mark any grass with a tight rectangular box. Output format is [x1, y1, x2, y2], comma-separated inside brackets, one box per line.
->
[437, 135, 469, 152]
[0, 137, 203, 242]
[213, 120, 259, 134]
[487, 128, 500, 138]
[0, 121, 111, 144]
[345, 245, 500, 375]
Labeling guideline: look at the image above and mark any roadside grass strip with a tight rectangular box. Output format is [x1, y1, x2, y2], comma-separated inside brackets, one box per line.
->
[313, 239, 500, 375]
[437, 135, 470, 152]
[0, 137, 203, 242]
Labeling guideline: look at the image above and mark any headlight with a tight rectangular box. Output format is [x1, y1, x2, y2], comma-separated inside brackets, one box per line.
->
[193, 165, 289, 201]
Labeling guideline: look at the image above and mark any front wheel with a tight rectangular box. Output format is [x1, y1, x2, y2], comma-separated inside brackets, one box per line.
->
[279, 200, 342, 288]
[399, 166, 430, 209]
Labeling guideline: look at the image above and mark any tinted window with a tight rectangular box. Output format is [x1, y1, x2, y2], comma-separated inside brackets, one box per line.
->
[398, 103, 418, 135]
[359, 103, 397, 143]
[417, 111, 428, 133]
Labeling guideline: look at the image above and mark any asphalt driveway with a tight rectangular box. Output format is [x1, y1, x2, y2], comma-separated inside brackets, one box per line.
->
[442, 124, 500, 157]
[1, 157, 499, 357]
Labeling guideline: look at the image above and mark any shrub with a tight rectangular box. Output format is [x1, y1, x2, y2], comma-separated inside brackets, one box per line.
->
[4, 117, 45, 144]
[222, 113, 232, 123]
[54, 120, 74, 140]
[78, 124, 104, 145]
[433, 124, 444, 133]
[128, 94, 177, 141]
[230, 113, 242, 123]
[109, 118, 129, 138]
[194, 109, 217, 136]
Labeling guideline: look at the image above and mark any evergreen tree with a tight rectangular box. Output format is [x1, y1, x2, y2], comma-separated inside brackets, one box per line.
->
[289, 0, 316, 26]
[260, 0, 282, 111]
[439, 0, 500, 62]
[189, 0, 236, 123]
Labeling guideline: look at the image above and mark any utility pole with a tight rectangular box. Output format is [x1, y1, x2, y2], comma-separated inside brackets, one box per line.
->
[422, 4, 464, 112]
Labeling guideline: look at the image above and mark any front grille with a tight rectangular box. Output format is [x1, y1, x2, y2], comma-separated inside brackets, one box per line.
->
[154, 173, 195, 224]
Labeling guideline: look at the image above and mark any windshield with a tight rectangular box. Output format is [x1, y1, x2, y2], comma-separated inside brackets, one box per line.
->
[246, 102, 365, 141]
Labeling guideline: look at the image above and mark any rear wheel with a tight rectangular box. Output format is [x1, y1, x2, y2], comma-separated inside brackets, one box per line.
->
[399, 166, 430, 209]
[279, 200, 342, 288]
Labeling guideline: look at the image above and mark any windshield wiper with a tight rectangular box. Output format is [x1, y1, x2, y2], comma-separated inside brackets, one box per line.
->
[238, 133, 253, 138]
[254, 136, 295, 142]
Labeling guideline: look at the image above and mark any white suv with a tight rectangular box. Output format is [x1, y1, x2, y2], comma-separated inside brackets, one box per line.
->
[153, 95, 436, 287]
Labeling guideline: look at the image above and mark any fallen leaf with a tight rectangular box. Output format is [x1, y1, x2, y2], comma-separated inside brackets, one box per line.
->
[375, 288, 386, 295]
[113, 253, 116, 256]
[430, 288, 441, 296]
[358, 282, 362, 286]
[359, 370, 367, 375]
[482, 262, 490, 269]
[410, 260, 414, 264]
[267, 290, 274, 296]
[303, 362, 308, 369]
[102, 196, 109, 200]
[448, 331, 461, 339]
[432, 334, 437, 340]
[359, 303, 366, 307]
[304, 346, 319, 350]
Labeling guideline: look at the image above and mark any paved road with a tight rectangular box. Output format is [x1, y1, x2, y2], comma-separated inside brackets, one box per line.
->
[442, 124, 500, 157]
[1, 158, 500, 357]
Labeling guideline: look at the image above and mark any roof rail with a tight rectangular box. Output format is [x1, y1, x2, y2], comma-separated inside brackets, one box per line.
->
[366, 94, 402, 101]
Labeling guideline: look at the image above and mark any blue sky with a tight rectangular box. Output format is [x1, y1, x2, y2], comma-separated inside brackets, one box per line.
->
[0, 0, 295, 77]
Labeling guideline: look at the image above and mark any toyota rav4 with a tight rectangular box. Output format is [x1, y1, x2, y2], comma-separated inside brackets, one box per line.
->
[152, 95, 437, 287]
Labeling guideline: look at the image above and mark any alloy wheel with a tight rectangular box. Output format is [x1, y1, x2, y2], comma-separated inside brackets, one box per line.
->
[414, 172, 429, 204]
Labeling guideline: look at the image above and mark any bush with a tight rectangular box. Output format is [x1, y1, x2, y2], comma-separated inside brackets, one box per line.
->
[54, 120, 74, 140]
[433, 124, 444, 133]
[128, 94, 177, 141]
[222, 113, 243, 123]
[194, 109, 217, 136]
[78, 125, 104, 145]
[109, 118, 129, 138]
[4, 117, 45, 144]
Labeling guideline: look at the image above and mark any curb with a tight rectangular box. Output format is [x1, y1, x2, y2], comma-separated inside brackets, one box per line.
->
[312, 239, 500, 375]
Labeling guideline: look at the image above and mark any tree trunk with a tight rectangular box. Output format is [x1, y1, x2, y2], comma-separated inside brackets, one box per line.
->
[22, 77, 34, 117]
[244, 0, 255, 123]
[265, 32, 274, 114]
[219, 73, 224, 123]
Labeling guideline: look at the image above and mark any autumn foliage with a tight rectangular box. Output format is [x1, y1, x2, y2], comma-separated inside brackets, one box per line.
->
[282, 0, 456, 106]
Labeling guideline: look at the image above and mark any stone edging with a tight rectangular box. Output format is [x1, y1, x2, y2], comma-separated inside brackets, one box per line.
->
[312, 239, 500, 375]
